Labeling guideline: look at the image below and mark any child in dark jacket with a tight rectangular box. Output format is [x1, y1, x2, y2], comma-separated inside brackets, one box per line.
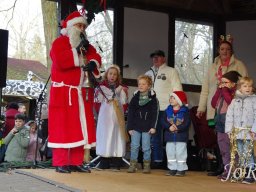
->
[127, 75, 159, 173]
[162, 91, 190, 176]
[211, 70, 241, 179]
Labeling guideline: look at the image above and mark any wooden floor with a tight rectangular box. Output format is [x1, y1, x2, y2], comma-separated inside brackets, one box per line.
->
[21, 168, 256, 192]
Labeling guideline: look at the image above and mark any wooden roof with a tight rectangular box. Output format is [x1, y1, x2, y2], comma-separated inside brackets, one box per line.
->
[7, 58, 49, 81]
[124, 0, 256, 16]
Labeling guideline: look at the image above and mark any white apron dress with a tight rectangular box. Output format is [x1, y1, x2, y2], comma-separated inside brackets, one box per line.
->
[95, 84, 128, 157]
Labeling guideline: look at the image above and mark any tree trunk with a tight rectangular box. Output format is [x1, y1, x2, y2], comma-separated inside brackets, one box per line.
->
[41, 0, 58, 73]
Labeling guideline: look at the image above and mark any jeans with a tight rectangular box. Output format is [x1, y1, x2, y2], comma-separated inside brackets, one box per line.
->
[237, 139, 255, 167]
[130, 130, 151, 161]
[151, 111, 164, 162]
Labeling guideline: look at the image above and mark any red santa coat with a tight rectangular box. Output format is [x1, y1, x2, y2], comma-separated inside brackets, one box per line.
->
[48, 35, 101, 149]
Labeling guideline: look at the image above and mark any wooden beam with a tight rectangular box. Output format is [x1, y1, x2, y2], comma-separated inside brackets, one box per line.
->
[59, 0, 77, 20]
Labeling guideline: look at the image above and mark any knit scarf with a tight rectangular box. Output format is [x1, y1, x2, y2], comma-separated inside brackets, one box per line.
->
[217, 58, 230, 83]
[139, 91, 151, 106]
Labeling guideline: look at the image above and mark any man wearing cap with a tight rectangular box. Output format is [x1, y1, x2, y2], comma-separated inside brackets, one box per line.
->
[145, 50, 182, 168]
[48, 11, 102, 173]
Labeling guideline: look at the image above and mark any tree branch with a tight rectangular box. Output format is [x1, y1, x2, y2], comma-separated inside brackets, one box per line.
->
[4, 0, 18, 28]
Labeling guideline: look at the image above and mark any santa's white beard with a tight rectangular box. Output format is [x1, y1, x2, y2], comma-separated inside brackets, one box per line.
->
[67, 26, 87, 48]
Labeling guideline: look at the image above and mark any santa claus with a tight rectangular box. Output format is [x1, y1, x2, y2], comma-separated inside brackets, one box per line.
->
[48, 11, 102, 173]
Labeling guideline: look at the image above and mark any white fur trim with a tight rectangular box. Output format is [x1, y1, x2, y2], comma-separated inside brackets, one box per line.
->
[150, 89, 156, 96]
[107, 64, 121, 73]
[48, 140, 86, 148]
[67, 17, 87, 28]
[60, 28, 68, 36]
[170, 92, 182, 106]
[72, 48, 80, 67]
[77, 85, 88, 146]
[84, 142, 96, 149]
[133, 90, 139, 95]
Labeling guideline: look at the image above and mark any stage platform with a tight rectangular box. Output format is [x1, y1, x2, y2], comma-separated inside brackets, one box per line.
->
[17, 168, 255, 192]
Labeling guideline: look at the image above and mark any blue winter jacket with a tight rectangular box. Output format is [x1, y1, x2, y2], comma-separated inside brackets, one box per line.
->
[162, 105, 190, 142]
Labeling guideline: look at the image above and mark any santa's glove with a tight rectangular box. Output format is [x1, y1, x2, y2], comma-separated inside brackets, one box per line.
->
[76, 39, 89, 54]
[82, 61, 97, 72]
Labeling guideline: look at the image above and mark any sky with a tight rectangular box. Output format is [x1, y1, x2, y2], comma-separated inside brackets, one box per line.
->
[0, 0, 44, 57]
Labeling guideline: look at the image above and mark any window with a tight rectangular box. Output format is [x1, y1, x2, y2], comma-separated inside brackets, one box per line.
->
[86, 10, 114, 71]
[175, 20, 213, 85]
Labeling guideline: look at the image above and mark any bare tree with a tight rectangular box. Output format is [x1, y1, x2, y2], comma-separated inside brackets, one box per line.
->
[87, 10, 114, 69]
[11, 22, 29, 59]
[0, 0, 18, 28]
[27, 34, 46, 64]
[175, 21, 213, 84]
[1, 0, 48, 66]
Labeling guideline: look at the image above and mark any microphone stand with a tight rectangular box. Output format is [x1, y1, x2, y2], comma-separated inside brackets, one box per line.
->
[33, 75, 51, 168]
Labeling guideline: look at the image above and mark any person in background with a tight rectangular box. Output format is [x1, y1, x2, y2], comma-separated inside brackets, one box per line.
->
[39, 103, 50, 161]
[26, 121, 42, 162]
[196, 35, 248, 176]
[48, 11, 102, 173]
[18, 103, 28, 122]
[127, 75, 159, 174]
[211, 71, 241, 180]
[145, 50, 182, 168]
[3, 102, 19, 137]
[225, 77, 256, 184]
[4, 113, 30, 162]
[94, 65, 128, 170]
[18, 103, 26, 114]
[162, 91, 190, 177]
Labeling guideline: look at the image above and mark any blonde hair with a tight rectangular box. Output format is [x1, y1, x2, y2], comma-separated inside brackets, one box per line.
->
[103, 64, 122, 84]
[237, 76, 254, 90]
[137, 75, 153, 88]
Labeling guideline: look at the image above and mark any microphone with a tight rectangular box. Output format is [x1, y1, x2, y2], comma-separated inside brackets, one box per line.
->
[80, 33, 86, 42]
[80, 33, 89, 50]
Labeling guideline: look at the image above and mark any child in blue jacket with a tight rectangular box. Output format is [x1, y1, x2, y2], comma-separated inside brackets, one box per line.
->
[162, 91, 191, 176]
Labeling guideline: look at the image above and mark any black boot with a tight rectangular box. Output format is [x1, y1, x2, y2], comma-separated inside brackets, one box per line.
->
[207, 146, 223, 176]
[56, 165, 71, 173]
[207, 166, 224, 176]
[69, 165, 91, 173]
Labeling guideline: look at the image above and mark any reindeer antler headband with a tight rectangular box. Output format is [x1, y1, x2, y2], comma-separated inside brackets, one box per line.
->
[219, 34, 234, 44]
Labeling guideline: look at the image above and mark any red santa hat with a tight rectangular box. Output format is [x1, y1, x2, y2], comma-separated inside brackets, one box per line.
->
[60, 11, 88, 35]
[170, 91, 188, 107]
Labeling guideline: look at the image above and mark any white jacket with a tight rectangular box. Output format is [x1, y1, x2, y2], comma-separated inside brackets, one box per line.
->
[225, 91, 256, 140]
[146, 63, 182, 111]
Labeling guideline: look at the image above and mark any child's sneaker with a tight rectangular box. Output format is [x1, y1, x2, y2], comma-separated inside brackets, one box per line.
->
[175, 170, 185, 177]
[242, 177, 255, 184]
[165, 170, 177, 176]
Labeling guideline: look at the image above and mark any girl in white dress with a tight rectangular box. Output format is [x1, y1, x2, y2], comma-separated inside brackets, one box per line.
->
[95, 65, 128, 169]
